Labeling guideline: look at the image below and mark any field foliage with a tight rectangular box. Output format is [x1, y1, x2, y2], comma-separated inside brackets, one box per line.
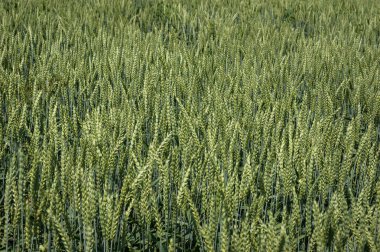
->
[1, 0, 380, 251]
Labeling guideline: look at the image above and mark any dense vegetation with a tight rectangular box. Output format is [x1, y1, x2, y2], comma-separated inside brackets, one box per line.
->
[1, 0, 380, 251]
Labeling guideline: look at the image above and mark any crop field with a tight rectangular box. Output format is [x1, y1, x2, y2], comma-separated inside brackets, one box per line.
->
[0, 0, 380, 251]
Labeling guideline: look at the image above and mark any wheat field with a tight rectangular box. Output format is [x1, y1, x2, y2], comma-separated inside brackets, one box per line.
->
[0, 0, 380, 251]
